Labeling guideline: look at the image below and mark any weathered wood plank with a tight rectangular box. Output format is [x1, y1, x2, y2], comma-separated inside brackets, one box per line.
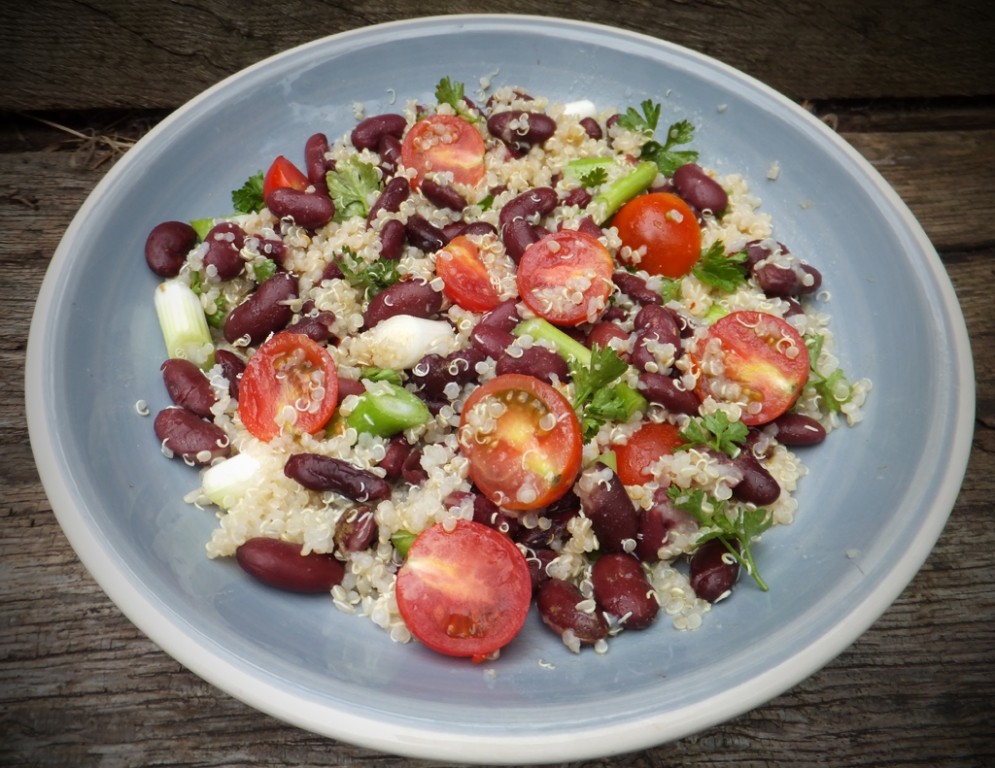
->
[4, 0, 995, 112]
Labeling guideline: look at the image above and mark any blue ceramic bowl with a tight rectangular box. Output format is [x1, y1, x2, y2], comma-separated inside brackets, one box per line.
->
[26, 15, 974, 763]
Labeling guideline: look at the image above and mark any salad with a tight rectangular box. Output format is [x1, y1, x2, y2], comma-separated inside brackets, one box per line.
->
[144, 77, 869, 662]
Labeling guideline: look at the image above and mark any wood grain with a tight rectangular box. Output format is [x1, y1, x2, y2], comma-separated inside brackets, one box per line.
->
[2, 2, 994, 766]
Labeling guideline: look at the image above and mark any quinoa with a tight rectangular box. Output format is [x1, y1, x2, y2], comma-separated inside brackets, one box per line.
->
[155, 78, 870, 659]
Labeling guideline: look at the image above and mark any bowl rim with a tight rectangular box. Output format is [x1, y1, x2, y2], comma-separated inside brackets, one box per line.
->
[25, 13, 976, 763]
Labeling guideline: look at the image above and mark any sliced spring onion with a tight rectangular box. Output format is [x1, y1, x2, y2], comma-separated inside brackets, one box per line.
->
[513, 317, 592, 368]
[591, 160, 659, 223]
[346, 381, 431, 438]
[154, 279, 214, 367]
[201, 452, 261, 509]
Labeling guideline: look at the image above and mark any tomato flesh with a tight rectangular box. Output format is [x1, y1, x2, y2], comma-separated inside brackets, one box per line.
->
[435, 235, 501, 313]
[458, 373, 582, 511]
[238, 332, 339, 441]
[612, 192, 702, 278]
[692, 310, 809, 426]
[614, 421, 685, 486]
[263, 155, 309, 199]
[516, 230, 615, 327]
[395, 520, 532, 662]
[401, 114, 486, 189]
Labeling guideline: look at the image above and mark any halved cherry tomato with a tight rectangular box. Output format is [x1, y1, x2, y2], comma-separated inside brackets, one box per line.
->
[238, 332, 338, 441]
[691, 310, 809, 426]
[458, 373, 582, 511]
[400, 114, 486, 189]
[435, 235, 500, 313]
[395, 519, 532, 662]
[614, 421, 684, 486]
[612, 192, 701, 278]
[263, 155, 310, 199]
[516, 230, 614, 327]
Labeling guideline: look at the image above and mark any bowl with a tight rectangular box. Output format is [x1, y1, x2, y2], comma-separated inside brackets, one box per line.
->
[26, 14, 975, 764]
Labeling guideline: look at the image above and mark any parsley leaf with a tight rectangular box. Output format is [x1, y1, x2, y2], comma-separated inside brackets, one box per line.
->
[252, 258, 277, 283]
[570, 345, 643, 439]
[579, 166, 609, 187]
[336, 247, 401, 299]
[232, 170, 264, 214]
[571, 344, 628, 410]
[677, 411, 748, 458]
[640, 118, 699, 176]
[616, 99, 661, 134]
[326, 156, 382, 222]
[435, 76, 477, 121]
[581, 382, 647, 440]
[692, 241, 748, 293]
[667, 486, 773, 591]
[658, 276, 682, 303]
[804, 333, 855, 414]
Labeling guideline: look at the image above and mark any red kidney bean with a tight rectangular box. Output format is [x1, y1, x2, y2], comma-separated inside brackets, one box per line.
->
[378, 133, 402, 176]
[284, 453, 392, 502]
[585, 321, 628, 353]
[223, 271, 298, 345]
[334, 505, 378, 552]
[592, 553, 659, 630]
[672, 163, 729, 216]
[214, 349, 246, 400]
[400, 448, 427, 485]
[203, 222, 246, 281]
[745, 240, 822, 297]
[501, 217, 540, 264]
[496, 345, 569, 384]
[411, 346, 486, 401]
[634, 303, 680, 337]
[689, 538, 739, 602]
[266, 188, 335, 230]
[362, 278, 443, 328]
[537, 578, 609, 645]
[236, 537, 344, 593]
[145, 220, 197, 277]
[336, 376, 366, 400]
[377, 218, 407, 261]
[576, 464, 640, 554]
[772, 413, 827, 446]
[487, 110, 557, 151]
[304, 132, 331, 194]
[284, 310, 336, 343]
[247, 233, 287, 269]
[459, 221, 499, 238]
[499, 187, 558, 230]
[561, 187, 591, 208]
[153, 407, 229, 465]
[404, 214, 449, 253]
[527, 548, 558, 593]
[470, 323, 515, 359]
[575, 215, 604, 240]
[421, 179, 467, 212]
[378, 435, 411, 480]
[613, 271, 661, 305]
[367, 176, 410, 224]
[580, 116, 603, 140]
[638, 372, 700, 415]
[351, 113, 407, 151]
[732, 453, 781, 505]
[478, 298, 521, 333]
[451, 490, 520, 539]
[161, 358, 216, 417]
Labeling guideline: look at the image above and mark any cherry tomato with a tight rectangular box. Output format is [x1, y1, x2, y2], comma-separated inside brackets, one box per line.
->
[458, 373, 582, 511]
[691, 310, 809, 426]
[612, 192, 702, 278]
[516, 230, 615, 327]
[400, 114, 486, 189]
[395, 519, 532, 662]
[614, 421, 684, 486]
[263, 155, 310, 199]
[435, 235, 500, 313]
[238, 332, 339, 441]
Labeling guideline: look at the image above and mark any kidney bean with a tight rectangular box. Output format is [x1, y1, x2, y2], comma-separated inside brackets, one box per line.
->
[284, 453, 392, 502]
[145, 220, 197, 277]
[592, 553, 659, 630]
[374, 218, 407, 262]
[638, 372, 701, 416]
[499, 187, 558, 230]
[584, 321, 628, 354]
[223, 271, 298, 345]
[378, 133, 402, 175]
[459, 221, 499, 238]
[501, 217, 539, 264]
[153, 407, 229, 465]
[496, 345, 569, 384]
[411, 346, 486, 401]
[689, 538, 739, 602]
[378, 436, 411, 480]
[745, 240, 822, 297]
[470, 323, 515, 359]
[575, 215, 604, 241]
[421, 179, 467, 212]
[478, 298, 521, 333]
[304, 132, 331, 193]
[214, 349, 246, 400]
[463, 491, 519, 539]
[203, 222, 246, 281]
[351, 113, 407, 151]
[334, 505, 378, 553]
[367, 176, 410, 224]
[613, 272, 661, 305]
[561, 187, 591, 208]
[672, 163, 729, 216]
[336, 376, 366, 400]
[537, 578, 609, 645]
[161, 358, 215, 417]
[247, 234, 287, 270]
[580, 116, 603, 140]
[772, 413, 827, 446]
[527, 548, 558, 593]
[487, 110, 557, 152]
[732, 453, 781, 505]
[576, 464, 640, 554]
[362, 278, 442, 328]
[236, 537, 344, 593]
[404, 214, 449, 253]
[266, 188, 335, 230]
[284, 310, 336, 343]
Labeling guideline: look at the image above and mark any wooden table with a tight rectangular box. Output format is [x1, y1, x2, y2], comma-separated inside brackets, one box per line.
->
[3, 2, 994, 765]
